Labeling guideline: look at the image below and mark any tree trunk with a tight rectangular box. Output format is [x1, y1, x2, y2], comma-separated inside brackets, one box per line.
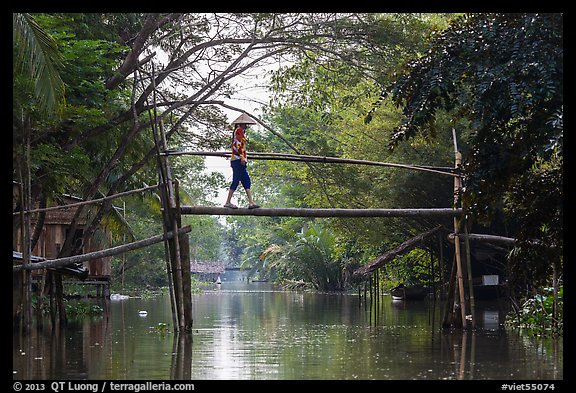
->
[29, 190, 47, 251]
[354, 225, 445, 277]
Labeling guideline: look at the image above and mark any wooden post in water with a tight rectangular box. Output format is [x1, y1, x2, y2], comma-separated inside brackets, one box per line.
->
[463, 219, 477, 329]
[144, 63, 179, 330]
[148, 63, 192, 332]
[451, 128, 467, 329]
[173, 179, 193, 331]
[442, 254, 458, 328]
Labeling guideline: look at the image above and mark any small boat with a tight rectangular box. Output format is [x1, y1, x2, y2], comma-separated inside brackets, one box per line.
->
[110, 294, 130, 301]
[138, 310, 148, 316]
[390, 284, 428, 301]
[215, 276, 222, 284]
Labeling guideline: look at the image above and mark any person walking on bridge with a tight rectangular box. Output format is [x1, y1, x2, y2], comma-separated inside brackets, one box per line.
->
[224, 113, 260, 209]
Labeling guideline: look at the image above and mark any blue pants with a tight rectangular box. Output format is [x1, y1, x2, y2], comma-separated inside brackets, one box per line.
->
[230, 159, 251, 190]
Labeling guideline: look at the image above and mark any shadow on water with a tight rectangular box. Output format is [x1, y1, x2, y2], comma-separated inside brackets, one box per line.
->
[13, 283, 563, 380]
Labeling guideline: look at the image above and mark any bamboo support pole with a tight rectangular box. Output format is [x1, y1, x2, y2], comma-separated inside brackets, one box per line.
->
[13, 226, 192, 272]
[452, 220, 467, 326]
[143, 62, 181, 330]
[150, 63, 189, 331]
[464, 219, 477, 329]
[161, 156, 184, 330]
[452, 128, 467, 328]
[173, 180, 193, 331]
[161, 157, 187, 330]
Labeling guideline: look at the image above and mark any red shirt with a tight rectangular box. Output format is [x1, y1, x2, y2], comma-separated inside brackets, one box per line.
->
[231, 126, 247, 161]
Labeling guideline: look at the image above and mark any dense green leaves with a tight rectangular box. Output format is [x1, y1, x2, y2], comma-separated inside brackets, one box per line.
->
[256, 224, 349, 291]
[506, 285, 563, 336]
[382, 13, 563, 290]
[13, 13, 66, 117]
[229, 14, 458, 290]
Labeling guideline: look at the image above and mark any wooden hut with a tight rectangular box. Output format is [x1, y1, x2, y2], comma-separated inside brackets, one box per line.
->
[13, 183, 113, 297]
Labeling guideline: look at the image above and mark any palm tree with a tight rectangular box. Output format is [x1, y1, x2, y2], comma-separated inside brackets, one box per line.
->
[13, 12, 65, 117]
[261, 224, 345, 291]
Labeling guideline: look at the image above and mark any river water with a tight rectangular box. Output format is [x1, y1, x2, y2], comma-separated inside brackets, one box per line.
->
[13, 279, 562, 381]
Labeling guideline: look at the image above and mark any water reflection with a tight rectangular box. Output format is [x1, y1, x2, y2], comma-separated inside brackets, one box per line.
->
[170, 333, 193, 380]
[13, 282, 563, 380]
[13, 312, 112, 380]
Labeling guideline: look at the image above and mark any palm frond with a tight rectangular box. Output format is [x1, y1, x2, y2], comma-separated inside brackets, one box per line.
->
[13, 13, 65, 116]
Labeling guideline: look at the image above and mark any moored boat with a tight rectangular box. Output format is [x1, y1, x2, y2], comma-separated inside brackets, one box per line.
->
[390, 284, 428, 301]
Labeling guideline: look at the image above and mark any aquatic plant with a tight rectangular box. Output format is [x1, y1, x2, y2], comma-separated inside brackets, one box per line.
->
[150, 322, 170, 336]
[506, 285, 563, 336]
[64, 300, 104, 318]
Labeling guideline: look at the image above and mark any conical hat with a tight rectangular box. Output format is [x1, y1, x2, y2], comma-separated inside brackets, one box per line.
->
[232, 113, 257, 125]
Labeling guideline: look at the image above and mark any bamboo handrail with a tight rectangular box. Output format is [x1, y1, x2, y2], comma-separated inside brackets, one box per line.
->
[161, 150, 462, 177]
[12, 184, 162, 216]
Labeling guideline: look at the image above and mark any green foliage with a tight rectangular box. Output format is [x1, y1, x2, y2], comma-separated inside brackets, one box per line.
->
[383, 13, 562, 292]
[65, 300, 104, 318]
[56, 36, 126, 107]
[255, 223, 351, 291]
[13, 13, 66, 117]
[150, 322, 170, 336]
[506, 286, 563, 337]
[381, 248, 435, 289]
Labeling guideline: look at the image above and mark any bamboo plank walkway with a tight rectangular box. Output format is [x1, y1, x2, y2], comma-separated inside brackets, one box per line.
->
[180, 206, 462, 218]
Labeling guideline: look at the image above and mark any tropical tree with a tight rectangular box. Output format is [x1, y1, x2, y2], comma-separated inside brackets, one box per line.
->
[261, 224, 348, 291]
[241, 14, 459, 273]
[14, 13, 426, 266]
[13, 12, 65, 117]
[375, 13, 563, 294]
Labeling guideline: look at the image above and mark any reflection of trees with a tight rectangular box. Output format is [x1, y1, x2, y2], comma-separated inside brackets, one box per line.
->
[13, 300, 112, 379]
[15, 293, 562, 379]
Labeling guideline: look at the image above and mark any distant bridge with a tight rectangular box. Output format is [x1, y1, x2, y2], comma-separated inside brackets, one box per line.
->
[189, 261, 225, 274]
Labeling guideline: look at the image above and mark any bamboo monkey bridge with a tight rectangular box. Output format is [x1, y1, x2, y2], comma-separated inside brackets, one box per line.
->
[166, 150, 462, 217]
[172, 141, 474, 331]
[12, 58, 472, 334]
[13, 98, 471, 333]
